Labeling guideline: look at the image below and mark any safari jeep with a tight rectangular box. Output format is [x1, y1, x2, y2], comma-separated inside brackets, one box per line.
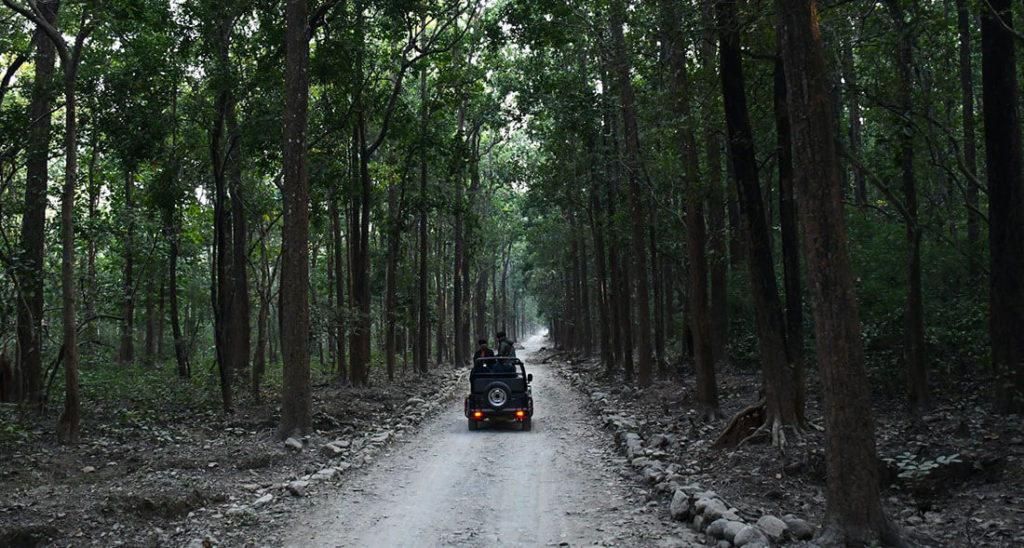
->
[464, 357, 533, 431]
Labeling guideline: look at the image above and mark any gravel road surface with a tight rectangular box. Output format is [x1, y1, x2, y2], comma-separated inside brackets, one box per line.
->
[284, 333, 697, 547]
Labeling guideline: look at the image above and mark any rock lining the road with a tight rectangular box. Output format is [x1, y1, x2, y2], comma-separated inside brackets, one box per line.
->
[556, 355, 816, 547]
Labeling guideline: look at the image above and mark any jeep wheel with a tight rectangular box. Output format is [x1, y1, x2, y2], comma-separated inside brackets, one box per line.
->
[468, 418, 480, 431]
[521, 417, 532, 431]
[484, 382, 511, 409]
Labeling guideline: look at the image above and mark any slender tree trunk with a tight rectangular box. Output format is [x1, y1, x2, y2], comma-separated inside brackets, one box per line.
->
[57, 66, 81, 444]
[253, 222, 271, 398]
[436, 236, 447, 366]
[278, 0, 312, 439]
[144, 280, 156, 367]
[662, 0, 717, 416]
[609, 0, 653, 387]
[210, 14, 235, 410]
[886, 0, 928, 413]
[843, 18, 866, 208]
[957, 0, 979, 276]
[453, 103, 466, 367]
[701, 3, 729, 369]
[330, 192, 346, 378]
[16, 0, 58, 407]
[647, 204, 665, 375]
[227, 99, 250, 388]
[417, 67, 429, 374]
[85, 139, 98, 346]
[775, 52, 805, 414]
[578, 223, 593, 357]
[719, 0, 801, 436]
[776, 1, 898, 543]
[168, 209, 189, 378]
[119, 169, 135, 364]
[385, 178, 401, 381]
[982, 0, 1024, 414]
[589, 190, 613, 367]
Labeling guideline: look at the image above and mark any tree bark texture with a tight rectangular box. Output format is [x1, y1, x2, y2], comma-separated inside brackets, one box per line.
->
[119, 169, 135, 364]
[278, 0, 312, 440]
[718, 0, 801, 431]
[16, 0, 58, 407]
[661, 0, 717, 416]
[982, 0, 1024, 414]
[774, 51, 806, 422]
[609, 0, 652, 387]
[956, 0, 980, 275]
[776, 1, 897, 543]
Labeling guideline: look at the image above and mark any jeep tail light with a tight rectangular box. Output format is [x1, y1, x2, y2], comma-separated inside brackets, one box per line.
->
[516, 410, 525, 418]
[474, 411, 483, 418]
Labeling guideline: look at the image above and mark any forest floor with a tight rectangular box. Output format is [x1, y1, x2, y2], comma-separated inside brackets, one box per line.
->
[0, 336, 1021, 547]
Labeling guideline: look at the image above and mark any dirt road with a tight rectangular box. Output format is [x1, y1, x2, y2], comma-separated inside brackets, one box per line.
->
[284, 333, 697, 547]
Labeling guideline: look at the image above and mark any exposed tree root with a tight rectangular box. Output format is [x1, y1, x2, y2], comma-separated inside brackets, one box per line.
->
[713, 401, 803, 451]
[712, 400, 765, 449]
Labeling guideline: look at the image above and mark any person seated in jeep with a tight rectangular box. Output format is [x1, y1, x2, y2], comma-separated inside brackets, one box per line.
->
[475, 339, 495, 360]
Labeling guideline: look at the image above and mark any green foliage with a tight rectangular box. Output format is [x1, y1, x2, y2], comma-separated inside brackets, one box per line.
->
[883, 451, 962, 484]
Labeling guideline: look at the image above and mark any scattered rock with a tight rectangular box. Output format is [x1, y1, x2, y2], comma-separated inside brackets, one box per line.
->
[252, 494, 273, 507]
[756, 514, 788, 542]
[734, 524, 769, 547]
[782, 514, 814, 540]
[82, 466, 96, 474]
[287, 480, 310, 497]
[669, 489, 691, 521]
[284, 438, 304, 451]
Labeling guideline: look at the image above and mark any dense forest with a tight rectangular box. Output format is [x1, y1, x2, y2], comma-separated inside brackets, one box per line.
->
[1, 0, 1023, 545]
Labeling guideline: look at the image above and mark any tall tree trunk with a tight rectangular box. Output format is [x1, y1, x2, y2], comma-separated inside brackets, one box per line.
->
[168, 209, 189, 378]
[589, 189, 613, 367]
[843, 18, 866, 208]
[886, 0, 928, 413]
[119, 169, 135, 363]
[718, 0, 801, 438]
[330, 191, 346, 378]
[57, 62, 81, 444]
[253, 221, 272, 398]
[436, 236, 447, 366]
[227, 99, 250, 388]
[385, 178, 401, 381]
[578, 222, 593, 357]
[453, 103, 467, 367]
[774, 52, 805, 415]
[776, 1, 898, 543]
[16, 0, 58, 407]
[701, 2, 729, 369]
[662, 0, 717, 416]
[647, 204, 665, 374]
[278, 0, 312, 439]
[957, 0, 979, 276]
[144, 280, 156, 367]
[167, 79, 189, 379]
[417, 67, 429, 374]
[609, 0, 652, 387]
[350, 111, 372, 384]
[85, 139, 98, 346]
[982, 0, 1024, 414]
[210, 14, 235, 410]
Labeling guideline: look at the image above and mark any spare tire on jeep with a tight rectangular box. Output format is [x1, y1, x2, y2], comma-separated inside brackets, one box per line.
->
[485, 381, 510, 409]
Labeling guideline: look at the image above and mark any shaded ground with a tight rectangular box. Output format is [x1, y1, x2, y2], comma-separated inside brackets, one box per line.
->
[551, 348, 1024, 547]
[1, 334, 1021, 547]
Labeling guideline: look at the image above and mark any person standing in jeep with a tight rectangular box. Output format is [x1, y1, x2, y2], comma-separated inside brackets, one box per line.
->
[496, 331, 516, 358]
